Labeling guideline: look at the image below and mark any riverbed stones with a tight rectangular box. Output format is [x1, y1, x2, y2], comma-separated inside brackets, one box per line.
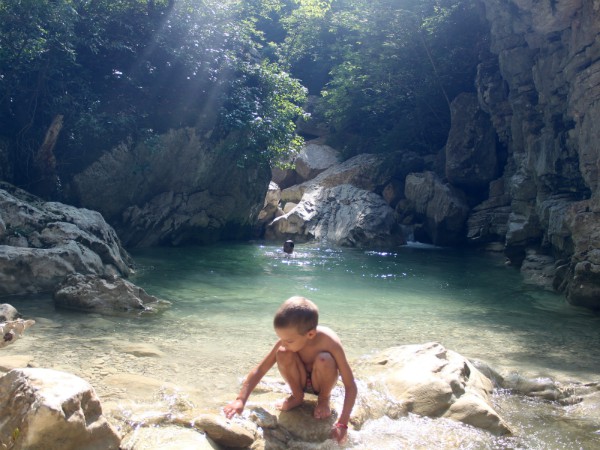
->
[0, 368, 121, 450]
[192, 414, 256, 448]
[53, 273, 171, 315]
[356, 342, 512, 435]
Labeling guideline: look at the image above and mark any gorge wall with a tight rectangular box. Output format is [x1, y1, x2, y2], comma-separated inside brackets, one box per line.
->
[472, 0, 600, 309]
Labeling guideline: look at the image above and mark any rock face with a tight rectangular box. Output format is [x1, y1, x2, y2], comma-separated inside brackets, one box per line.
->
[53, 273, 171, 316]
[0, 368, 121, 450]
[445, 93, 499, 192]
[403, 172, 470, 246]
[0, 185, 132, 296]
[356, 342, 512, 436]
[466, 0, 600, 309]
[266, 184, 404, 247]
[67, 128, 271, 247]
[264, 151, 423, 246]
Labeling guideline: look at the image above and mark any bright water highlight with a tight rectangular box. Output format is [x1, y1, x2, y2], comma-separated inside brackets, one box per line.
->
[5, 242, 600, 448]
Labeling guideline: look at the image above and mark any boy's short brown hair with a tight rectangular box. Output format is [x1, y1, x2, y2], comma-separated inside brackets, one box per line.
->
[273, 296, 319, 334]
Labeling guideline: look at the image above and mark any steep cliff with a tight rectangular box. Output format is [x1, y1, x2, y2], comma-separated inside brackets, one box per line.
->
[474, 0, 600, 309]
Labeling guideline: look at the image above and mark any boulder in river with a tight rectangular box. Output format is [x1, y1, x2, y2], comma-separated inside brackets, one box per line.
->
[0, 368, 121, 450]
[53, 273, 171, 316]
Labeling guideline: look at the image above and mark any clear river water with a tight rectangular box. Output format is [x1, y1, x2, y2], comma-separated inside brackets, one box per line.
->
[4, 242, 600, 449]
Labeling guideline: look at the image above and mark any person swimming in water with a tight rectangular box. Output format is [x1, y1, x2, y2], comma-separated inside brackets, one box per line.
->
[283, 239, 294, 255]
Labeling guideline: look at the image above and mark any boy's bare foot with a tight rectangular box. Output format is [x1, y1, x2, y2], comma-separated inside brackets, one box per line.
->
[276, 394, 304, 411]
[313, 395, 332, 419]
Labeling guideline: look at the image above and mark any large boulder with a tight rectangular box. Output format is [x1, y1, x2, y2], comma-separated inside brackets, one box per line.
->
[0, 368, 121, 450]
[67, 128, 271, 247]
[356, 342, 512, 436]
[0, 185, 132, 296]
[281, 152, 424, 205]
[294, 139, 341, 183]
[403, 172, 470, 246]
[266, 184, 405, 247]
[53, 273, 171, 316]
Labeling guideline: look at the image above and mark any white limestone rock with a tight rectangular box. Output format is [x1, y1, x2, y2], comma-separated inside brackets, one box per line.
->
[0, 368, 121, 450]
[356, 342, 512, 436]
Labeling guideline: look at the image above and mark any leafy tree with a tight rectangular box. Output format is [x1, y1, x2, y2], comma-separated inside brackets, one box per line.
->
[0, 0, 306, 194]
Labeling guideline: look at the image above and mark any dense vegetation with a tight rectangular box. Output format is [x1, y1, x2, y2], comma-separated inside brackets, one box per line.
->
[0, 0, 487, 195]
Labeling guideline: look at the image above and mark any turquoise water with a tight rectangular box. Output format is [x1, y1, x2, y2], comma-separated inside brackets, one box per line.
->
[4, 242, 600, 448]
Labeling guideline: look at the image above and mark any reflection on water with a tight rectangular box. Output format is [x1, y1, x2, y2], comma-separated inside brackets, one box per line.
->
[3, 242, 600, 448]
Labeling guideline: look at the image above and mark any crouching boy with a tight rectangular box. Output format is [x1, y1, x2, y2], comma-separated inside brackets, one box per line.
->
[224, 296, 357, 444]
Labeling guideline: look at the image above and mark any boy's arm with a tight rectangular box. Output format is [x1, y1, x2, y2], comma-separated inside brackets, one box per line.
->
[331, 343, 357, 427]
[224, 340, 280, 418]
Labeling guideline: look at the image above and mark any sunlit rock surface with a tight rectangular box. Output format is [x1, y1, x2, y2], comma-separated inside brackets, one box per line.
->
[355, 342, 512, 435]
[266, 184, 404, 247]
[294, 139, 341, 183]
[0, 368, 121, 450]
[53, 273, 171, 316]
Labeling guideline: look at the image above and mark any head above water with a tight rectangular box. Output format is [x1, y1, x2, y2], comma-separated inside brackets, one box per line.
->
[283, 240, 295, 254]
[274, 296, 319, 335]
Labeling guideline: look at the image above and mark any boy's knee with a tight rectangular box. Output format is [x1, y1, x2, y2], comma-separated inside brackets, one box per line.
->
[314, 352, 336, 370]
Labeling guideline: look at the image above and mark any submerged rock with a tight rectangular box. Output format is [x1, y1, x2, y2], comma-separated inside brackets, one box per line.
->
[0, 368, 121, 450]
[53, 273, 171, 316]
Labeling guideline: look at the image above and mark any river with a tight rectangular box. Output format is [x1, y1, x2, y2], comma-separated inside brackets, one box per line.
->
[4, 242, 600, 449]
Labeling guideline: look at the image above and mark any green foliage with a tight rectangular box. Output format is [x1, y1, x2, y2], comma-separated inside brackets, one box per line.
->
[244, 0, 488, 157]
[0, 0, 306, 190]
[217, 60, 307, 166]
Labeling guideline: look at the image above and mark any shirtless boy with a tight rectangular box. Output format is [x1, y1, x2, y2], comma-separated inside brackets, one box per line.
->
[224, 296, 357, 444]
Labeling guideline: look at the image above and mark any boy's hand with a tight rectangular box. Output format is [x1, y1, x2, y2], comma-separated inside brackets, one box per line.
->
[330, 424, 348, 445]
[223, 399, 244, 419]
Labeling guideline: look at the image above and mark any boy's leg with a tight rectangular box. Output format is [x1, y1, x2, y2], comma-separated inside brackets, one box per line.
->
[276, 346, 307, 411]
[310, 352, 338, 419]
